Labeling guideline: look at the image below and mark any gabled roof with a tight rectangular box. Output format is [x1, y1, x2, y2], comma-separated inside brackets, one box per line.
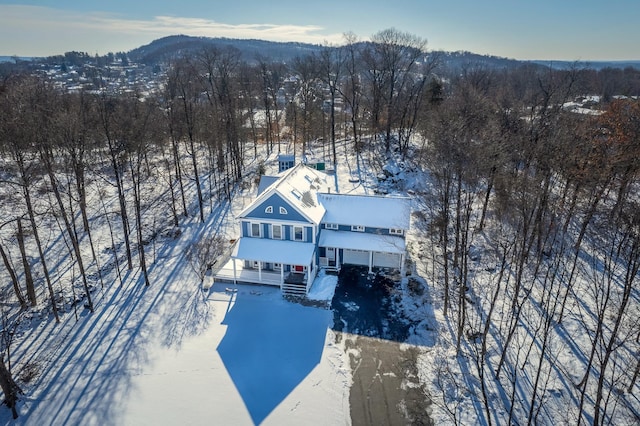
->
[317, 193, 411, 230]
[257, 175, 280, 195]
[239, 163, 335, 224]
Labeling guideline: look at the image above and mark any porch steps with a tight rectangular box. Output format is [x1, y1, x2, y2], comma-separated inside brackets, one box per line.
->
[281, 282, 307, 297]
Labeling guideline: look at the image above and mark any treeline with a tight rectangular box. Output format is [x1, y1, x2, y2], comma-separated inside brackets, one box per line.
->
[415, 56, 640, 423]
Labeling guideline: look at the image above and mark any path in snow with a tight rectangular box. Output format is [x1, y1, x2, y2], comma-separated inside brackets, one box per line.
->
[331, 266, 433, 424]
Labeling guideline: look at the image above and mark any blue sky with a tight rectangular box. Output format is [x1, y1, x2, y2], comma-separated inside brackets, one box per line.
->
[0, 0, 638, 60]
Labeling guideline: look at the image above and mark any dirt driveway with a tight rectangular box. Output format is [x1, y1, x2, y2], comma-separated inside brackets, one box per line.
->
[332, 267, 433, 425]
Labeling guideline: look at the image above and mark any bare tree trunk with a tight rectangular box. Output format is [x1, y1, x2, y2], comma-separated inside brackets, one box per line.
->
[593, 235, 638, 425]
[0, 355, 22, 419]
[22, 186, 60, 322]
[99, 193, 123, 287]
[164, 157, 180, 227]
[70, 159, 105, 289]
[99, 97, 134, 271]
[130, 156, 151, 287]
[0, 240, 26, 308]
[171, 138, 188, 217]
[629, 356, 640, 393]
[187, 136, 205, 223]
[41, 149, 94, 312]
[476, 241, 511, 426]
[15, 219, 36, 307]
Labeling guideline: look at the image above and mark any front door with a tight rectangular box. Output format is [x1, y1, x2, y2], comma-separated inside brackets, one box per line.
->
[326, 247, 336, 266]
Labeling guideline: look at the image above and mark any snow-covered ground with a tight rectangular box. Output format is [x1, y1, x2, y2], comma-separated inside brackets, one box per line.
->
[125, 284, 349, 425]
[0, 140, 375, 425]
[4, 133, 637, 425]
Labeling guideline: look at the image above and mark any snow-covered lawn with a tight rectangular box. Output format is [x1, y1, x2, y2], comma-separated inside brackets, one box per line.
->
[0, 143, 365, 425]
[125, 284, 349, 426]
[8, 284, 349, 425]
[9, 134, 636, 425]
[2, 215, 350, 425]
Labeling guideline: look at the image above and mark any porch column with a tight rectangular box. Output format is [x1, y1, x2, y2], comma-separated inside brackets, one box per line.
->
[280, 267, 284, 286]
[258, 261, 262, 282]
[400, 253, 405, 277]
[368, 251, 373, 274]
[232, 258, 237, 284]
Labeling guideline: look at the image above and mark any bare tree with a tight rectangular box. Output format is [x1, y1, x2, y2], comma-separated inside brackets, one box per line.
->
[319, 43, 345, 167]
[185, 235, 226, 282]
[340, 32, 364, 154]
[366, 28, 428, 153]
[0, 224, 27, 308]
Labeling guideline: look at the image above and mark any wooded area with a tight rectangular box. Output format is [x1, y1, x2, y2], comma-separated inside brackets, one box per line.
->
[1, 29, 639, 423]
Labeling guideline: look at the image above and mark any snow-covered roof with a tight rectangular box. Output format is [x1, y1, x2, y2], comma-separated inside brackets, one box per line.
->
[257, 175, 280, 195]
[317, 193, 411, 230]
[232, 237, 316, 265]
[318, 230, 405, 253]
[239, 163, 336, 224]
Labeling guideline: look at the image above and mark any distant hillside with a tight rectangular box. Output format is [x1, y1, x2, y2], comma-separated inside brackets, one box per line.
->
[532, 59, 640, 70]
[128, 35, 324, 64]
[132, 36, 640, 72]
[127, 35, 535, 70]
[0, 56, 33, 63]
[5, 35, 639, 73]
[432, 50, 528, 71]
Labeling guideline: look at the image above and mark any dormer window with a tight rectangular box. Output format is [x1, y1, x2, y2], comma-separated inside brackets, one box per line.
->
[279, 206, 288, 215]
[325, 223, 338, 230]
[389, 228, 404, 235]
[265, 206, 273, 214]
[351, 225, 365, 232]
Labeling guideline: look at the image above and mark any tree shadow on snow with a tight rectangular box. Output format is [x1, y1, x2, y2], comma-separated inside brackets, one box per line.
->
[217, 288, 332, 425]
[8, 213, 221, 425]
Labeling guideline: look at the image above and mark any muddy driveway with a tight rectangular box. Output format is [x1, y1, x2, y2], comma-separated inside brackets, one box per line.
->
[331, 266, 433, 425]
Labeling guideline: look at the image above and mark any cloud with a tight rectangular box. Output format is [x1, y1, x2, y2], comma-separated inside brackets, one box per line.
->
[0, 5, 343, 56]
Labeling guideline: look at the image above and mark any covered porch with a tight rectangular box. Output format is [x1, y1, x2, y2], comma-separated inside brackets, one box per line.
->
[214, 237, 318, 296]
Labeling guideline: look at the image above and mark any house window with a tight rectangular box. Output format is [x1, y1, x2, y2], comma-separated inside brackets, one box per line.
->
[325, 223, 338, 230]
[351, 225, 365, 232]
[389, 228, 404, 235]
[251, 222, 261, 237]
[272, 224, 282, 240]
[274, 263, 281, 270]
[265, 206, 273, 214]
[279, 206, 288, 215]
[294, 226, 304, 241]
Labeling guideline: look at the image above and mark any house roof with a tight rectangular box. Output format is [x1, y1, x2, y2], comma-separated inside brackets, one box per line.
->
[257, 175, 280, 195]
[239, 163, 335, 224]
[319, 230, 406, 254]
[317, 193, 411, 230]
[232, 237, 316, 265]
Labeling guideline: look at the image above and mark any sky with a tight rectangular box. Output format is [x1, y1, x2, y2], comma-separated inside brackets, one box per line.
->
[0, 0, 638, 61]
